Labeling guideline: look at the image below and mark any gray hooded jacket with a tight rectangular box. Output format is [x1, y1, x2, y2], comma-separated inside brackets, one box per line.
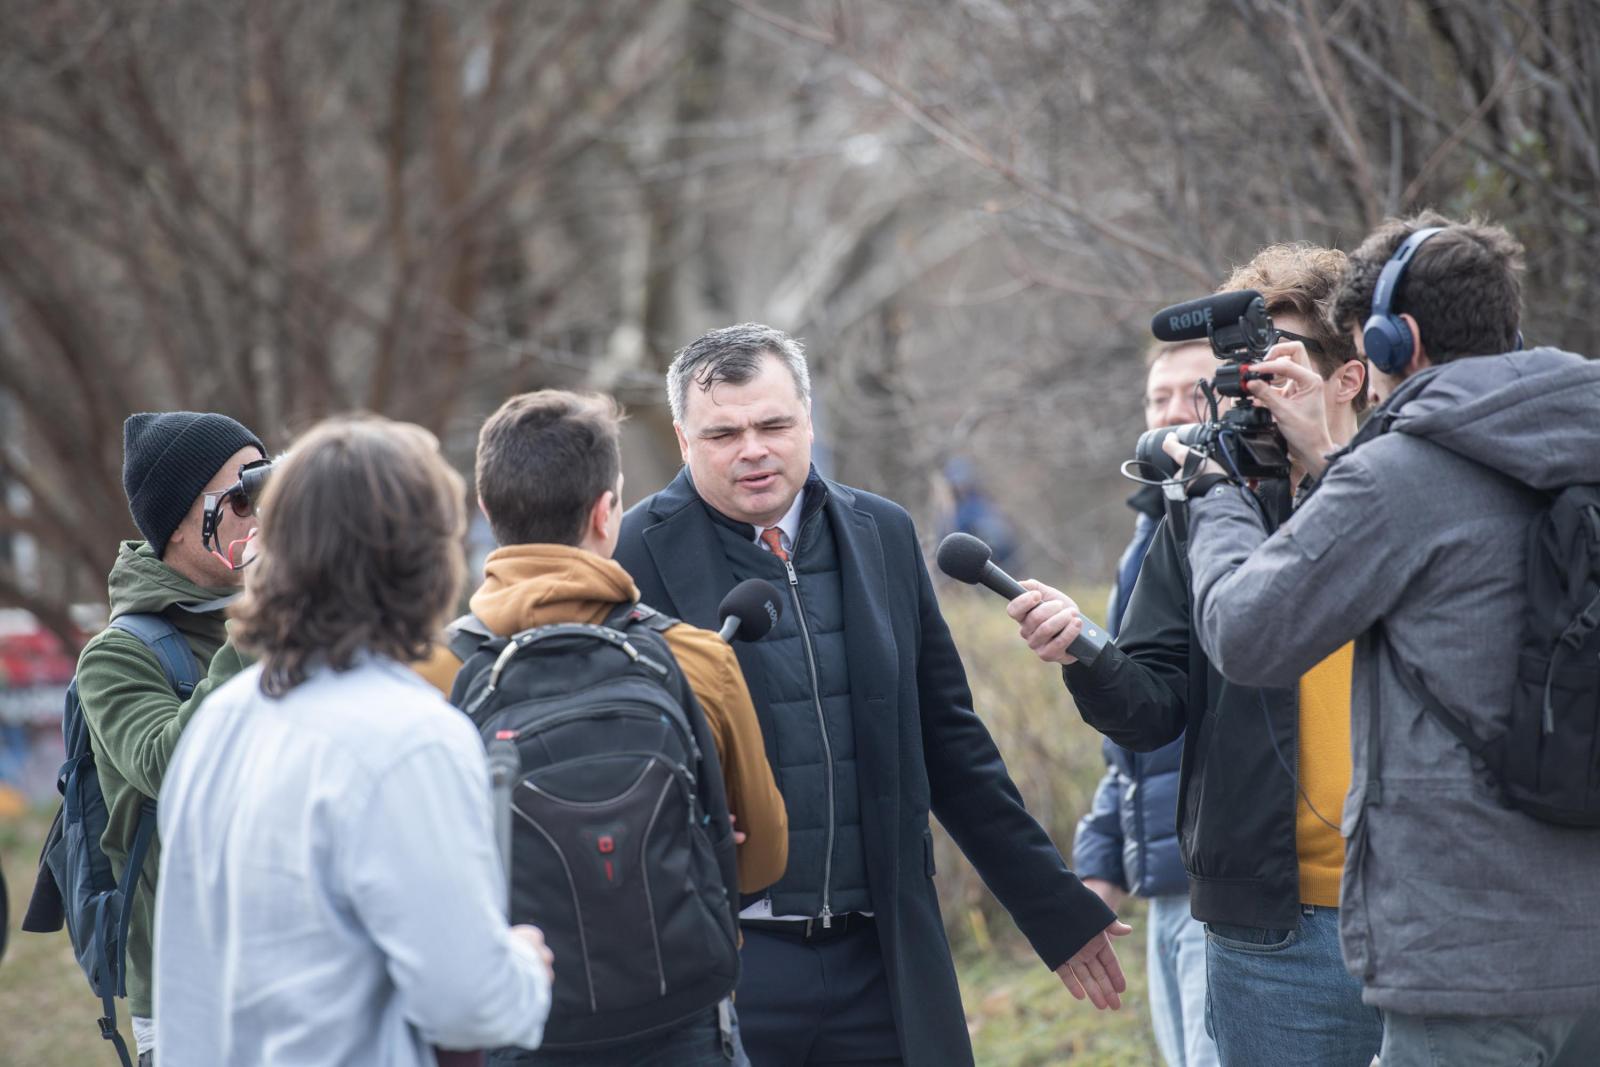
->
[1183, 348, 1600, 1017]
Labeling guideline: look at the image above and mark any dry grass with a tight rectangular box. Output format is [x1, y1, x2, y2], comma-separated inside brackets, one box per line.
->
[1, 808, 131, 1065]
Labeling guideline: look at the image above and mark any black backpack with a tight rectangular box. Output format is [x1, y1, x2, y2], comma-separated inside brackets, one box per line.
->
[1408, 484, 1600, 826]
[449, 603, 741, 1050]
[22, 613, 202, 1067]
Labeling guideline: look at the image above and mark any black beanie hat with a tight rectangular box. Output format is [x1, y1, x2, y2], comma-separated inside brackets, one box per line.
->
[122, 412, 266, 557]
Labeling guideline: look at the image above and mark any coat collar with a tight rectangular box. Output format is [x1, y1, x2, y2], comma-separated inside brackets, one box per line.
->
[640, 466, 848, 631]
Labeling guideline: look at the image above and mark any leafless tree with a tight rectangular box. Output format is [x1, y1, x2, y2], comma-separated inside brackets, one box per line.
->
[3, 0, 1595, 646]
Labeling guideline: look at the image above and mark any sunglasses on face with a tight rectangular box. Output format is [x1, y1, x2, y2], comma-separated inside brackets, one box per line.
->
[202, 458, 273, 569]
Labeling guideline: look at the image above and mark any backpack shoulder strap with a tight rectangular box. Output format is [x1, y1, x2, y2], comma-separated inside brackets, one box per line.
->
[1383, 631, 1495, 769]
[606, 602, 687, 687]
[108, 613, 203, 698]
[444, 612, 496, 664]
[113, 798, 158, 995]
[1411, 668, 1493, 756]
[92, 825, 145, 1067]
[605, 599, 679, 633]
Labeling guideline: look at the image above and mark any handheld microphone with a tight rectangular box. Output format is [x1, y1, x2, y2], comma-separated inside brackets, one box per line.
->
[717, 579, 784, 643]
[1151, 289, 1264, 342]
[441, 739, 521, 1067]
[486, 737, 520, 911]
[935, 533, 1109, 665]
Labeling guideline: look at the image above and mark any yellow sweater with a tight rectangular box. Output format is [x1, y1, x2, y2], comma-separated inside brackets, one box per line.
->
[1296, 643, 1355, 907]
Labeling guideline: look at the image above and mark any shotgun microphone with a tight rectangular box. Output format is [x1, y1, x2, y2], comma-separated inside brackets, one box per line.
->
[717, 579, 784, 643]
[935, 533, 1109, 665]
[1151, 289, 1264, 342]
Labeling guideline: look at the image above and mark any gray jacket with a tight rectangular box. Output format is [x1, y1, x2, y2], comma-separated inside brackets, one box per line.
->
[1183, 347, 1600, 1017]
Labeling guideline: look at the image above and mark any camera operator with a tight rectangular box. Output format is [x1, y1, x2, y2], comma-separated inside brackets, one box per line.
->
[1165, 213, 1600, 1067]
[1009, 245, 1380, 1067]
[1072, 338, 1219, 1067]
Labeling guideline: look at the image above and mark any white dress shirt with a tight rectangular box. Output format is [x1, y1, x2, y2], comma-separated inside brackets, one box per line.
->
[749, 490, 804, 556]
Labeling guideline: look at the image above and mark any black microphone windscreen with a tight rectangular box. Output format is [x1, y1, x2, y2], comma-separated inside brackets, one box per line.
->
[936, 533, 993, 585]
[718, 578, 784, 642]
[1151, 289, 1263, 342]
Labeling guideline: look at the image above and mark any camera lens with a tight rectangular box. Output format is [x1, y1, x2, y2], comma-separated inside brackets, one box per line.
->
[1134, 423, 1209, 480]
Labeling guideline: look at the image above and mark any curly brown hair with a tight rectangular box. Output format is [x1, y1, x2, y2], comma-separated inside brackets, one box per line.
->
[231, 415, 467, 697]
[1219, 242, 1367, 412]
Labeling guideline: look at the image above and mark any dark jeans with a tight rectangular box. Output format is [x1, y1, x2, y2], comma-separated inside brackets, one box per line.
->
[137, 1054, 153, 1067]
[490, 1005, 746, 1067]
[738, 921, 902, 1066]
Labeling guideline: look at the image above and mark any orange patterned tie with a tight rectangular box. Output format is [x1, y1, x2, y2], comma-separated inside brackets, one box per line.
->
[760, 526, 790, 562]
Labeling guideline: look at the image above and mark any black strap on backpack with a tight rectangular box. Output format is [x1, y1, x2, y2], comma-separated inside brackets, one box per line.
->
[92, 799, 156, 1062]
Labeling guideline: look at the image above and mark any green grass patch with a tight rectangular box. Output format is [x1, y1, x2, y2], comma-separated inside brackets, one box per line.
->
[961, 901, 1159, 1066]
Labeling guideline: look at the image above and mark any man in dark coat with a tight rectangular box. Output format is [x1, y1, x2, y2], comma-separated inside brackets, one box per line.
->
[615, 323, 1128, 1067]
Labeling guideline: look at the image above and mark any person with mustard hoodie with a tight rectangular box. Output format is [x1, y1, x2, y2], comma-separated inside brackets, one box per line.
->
[416, 389, 786, 1064]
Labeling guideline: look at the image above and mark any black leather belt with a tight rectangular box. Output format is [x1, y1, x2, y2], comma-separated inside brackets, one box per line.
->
[742, 914, 874, 942]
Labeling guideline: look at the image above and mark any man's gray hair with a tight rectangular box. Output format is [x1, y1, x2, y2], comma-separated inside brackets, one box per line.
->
[667, 323, 811, 423]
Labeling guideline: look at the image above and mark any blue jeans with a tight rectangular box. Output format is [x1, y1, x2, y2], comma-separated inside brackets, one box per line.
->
[1380, 1010, 1600, 1067]
[492, 1004, 748, 1066]
[1147, 893, 1219, 1067]
[1205, 904, 1381, 1067]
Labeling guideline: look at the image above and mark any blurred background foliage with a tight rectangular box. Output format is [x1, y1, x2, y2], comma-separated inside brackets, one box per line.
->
[3, 0, 1597, 638]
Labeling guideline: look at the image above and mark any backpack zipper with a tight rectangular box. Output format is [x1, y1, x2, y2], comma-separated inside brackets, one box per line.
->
[781, 553, 835, 929]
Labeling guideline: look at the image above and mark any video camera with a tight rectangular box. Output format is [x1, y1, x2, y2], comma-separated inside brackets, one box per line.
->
[1132, 289, 1291, 483]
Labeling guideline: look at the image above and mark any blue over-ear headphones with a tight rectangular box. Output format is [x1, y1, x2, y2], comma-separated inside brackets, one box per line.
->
[1363, 226, 1444, 375]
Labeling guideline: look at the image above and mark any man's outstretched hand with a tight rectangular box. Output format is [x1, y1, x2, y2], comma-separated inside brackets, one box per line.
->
[1055, 919, 1132, 1010]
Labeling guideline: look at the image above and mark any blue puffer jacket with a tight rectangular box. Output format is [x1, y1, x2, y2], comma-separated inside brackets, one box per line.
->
[1071, 490, 1187, 898]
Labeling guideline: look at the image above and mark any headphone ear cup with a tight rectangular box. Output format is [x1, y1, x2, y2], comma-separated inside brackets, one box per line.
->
[1363, 314, 1411, 375]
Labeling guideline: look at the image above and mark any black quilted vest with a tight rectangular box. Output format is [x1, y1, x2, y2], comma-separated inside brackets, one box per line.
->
[709, 496, 872, 918]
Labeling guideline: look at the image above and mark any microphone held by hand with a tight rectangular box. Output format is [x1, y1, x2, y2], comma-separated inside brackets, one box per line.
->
[717, 579, 785, 643]
[936, 532, 1027, 598]
[935, 533, 1108, 665]
[486, 739, 520, 911]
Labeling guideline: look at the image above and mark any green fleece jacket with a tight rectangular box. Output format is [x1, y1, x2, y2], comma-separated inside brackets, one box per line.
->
[76, 541, 250, 1019]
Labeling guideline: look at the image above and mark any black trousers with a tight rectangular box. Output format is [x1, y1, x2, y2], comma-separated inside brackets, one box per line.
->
[490, 1005, 747, 1066]
[737, 921, 903, 1066]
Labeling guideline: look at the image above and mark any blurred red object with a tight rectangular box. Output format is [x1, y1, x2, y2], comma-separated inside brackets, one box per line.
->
[0, 610, 84, 724]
